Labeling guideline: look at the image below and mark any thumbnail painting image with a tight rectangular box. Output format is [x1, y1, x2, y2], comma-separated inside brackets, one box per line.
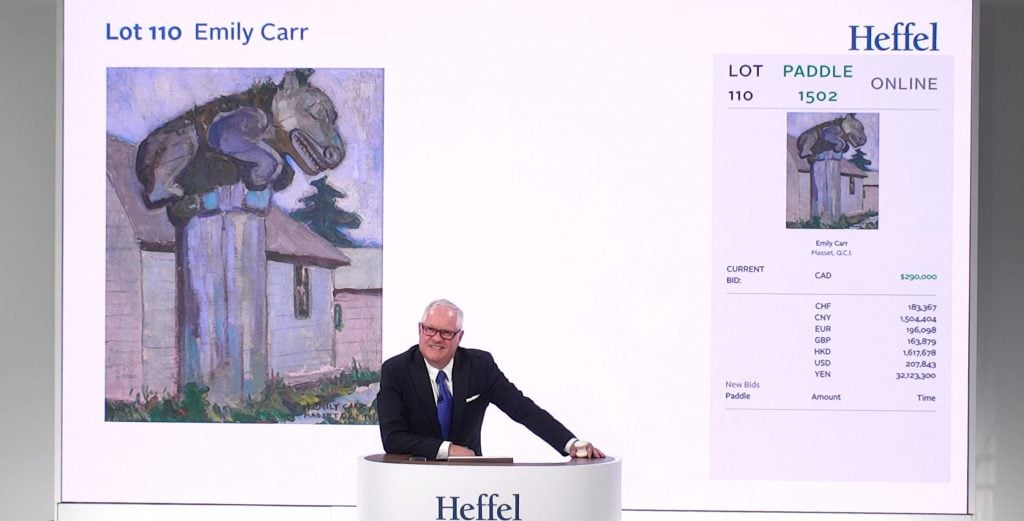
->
[786, 112, 879, 229]
[105, 68, 383, 424]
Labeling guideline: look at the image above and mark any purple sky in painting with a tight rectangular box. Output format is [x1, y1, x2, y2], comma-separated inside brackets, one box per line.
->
[107, 68, 383, 247]
[787, 112, 880, 170]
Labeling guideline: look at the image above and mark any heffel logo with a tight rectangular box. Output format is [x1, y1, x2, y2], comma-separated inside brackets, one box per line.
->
[436, 493, 521, 521]
[849, 22, 939, 51]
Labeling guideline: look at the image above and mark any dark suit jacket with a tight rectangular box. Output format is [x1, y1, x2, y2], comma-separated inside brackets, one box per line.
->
[377, 345, 575, 459]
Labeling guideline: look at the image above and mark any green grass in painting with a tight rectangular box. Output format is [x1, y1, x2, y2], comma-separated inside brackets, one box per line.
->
[787, 211, 878, 229]
[106, 361, 380, 424]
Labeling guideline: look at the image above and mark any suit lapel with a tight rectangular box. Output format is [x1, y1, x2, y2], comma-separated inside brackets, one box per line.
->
[410, 348, 442, 438]
[450, 348, 470, 438]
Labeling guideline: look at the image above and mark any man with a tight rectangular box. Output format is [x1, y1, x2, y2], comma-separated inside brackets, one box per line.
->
[377, 299, 604, 460]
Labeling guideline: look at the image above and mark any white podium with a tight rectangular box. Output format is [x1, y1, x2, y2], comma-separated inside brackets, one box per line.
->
[357, 454, 621, 521]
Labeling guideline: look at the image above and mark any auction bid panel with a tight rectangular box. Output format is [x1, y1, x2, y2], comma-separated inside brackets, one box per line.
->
[711, 53, 960, 482]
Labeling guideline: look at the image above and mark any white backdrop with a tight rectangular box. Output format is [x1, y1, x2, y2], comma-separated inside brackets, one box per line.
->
[61, 0, 974, 515]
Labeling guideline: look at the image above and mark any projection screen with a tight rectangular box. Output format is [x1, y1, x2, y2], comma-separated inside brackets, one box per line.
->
[60, 0, 975, 517]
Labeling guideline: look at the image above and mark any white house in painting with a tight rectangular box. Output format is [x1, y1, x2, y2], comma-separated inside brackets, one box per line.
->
[333, 248, 383, 373]
[105, 135, 380, 401]
[786, 135, 873, 223]
[862, 170, 879, 213]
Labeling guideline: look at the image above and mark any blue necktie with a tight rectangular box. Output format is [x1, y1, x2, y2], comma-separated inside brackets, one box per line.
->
[436, 370, 453, 441]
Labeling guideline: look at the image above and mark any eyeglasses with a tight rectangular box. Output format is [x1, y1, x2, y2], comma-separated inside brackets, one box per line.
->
[420, 323, 461, 340]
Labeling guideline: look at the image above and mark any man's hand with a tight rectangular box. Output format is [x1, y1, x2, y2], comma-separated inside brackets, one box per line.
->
[448, 444, 476, 457]
[570, 441, 606, 459]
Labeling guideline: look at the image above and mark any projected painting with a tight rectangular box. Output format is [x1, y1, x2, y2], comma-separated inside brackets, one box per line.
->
[104, 68, 383, 424]
[786, 112, 880, 229]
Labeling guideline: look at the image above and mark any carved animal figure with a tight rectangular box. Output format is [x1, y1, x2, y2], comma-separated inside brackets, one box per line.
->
[135, 69, 344, 220]
[796, 113, 867, 161]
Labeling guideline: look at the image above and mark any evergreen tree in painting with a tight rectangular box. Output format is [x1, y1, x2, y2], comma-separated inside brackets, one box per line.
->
[290, 177, 362, 247]
[850, 148, 873, 172]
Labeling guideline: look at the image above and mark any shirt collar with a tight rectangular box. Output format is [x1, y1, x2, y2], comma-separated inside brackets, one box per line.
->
[425, 353, 455, 382]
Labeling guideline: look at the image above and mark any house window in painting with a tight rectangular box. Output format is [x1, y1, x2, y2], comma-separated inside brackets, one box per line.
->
[849, 176, 855, 195]
[334, 303, 344, 331]
[294, 265, 311, 320]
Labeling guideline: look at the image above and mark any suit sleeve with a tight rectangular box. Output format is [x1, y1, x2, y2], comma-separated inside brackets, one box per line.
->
[377, 359, 444, 459]
[483, 353, 575, 456]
